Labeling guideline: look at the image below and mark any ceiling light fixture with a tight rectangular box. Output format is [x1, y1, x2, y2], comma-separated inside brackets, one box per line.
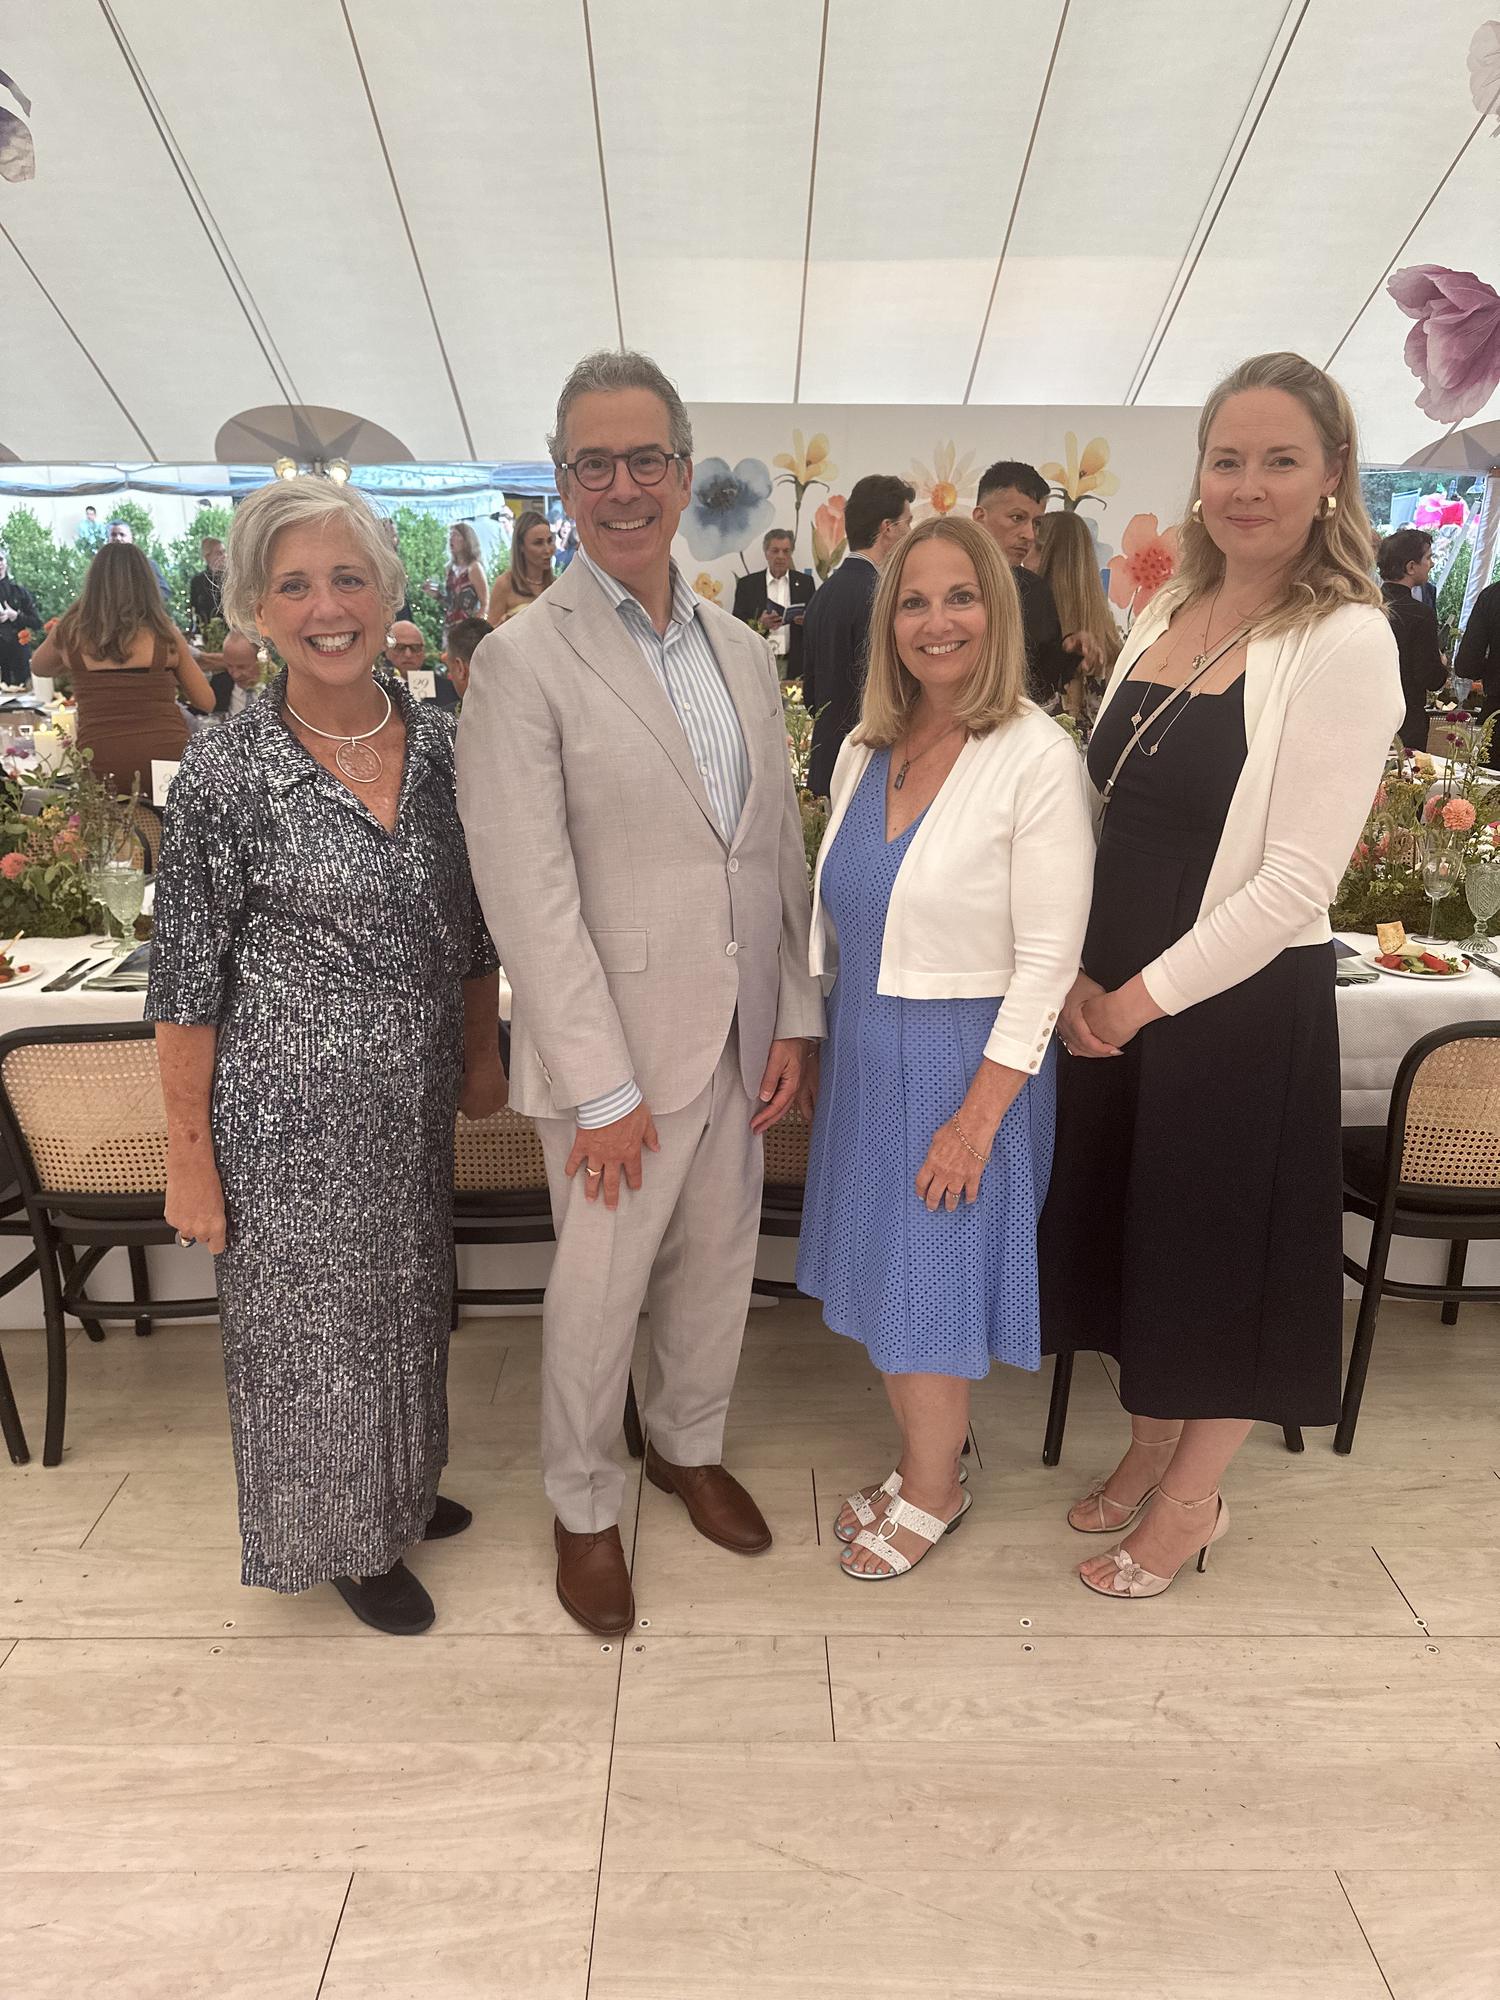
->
[274, 456, 298, 481]
[326, 459, 351, 484]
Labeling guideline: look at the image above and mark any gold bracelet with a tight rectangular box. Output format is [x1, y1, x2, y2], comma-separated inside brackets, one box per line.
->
[951, 1113, 991, 1165]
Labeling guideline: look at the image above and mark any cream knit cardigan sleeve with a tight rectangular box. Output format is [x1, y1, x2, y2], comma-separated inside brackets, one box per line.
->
[1131, 603, 1403, 1016]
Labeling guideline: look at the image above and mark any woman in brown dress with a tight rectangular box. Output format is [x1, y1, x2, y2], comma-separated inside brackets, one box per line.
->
[33, 543, 214, 795]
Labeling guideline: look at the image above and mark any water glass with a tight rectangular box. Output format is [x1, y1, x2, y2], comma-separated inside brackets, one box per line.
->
[1417, 827, 1463, 940]
[1461, 856, 1500, 955]
[87, 860, 146, 946]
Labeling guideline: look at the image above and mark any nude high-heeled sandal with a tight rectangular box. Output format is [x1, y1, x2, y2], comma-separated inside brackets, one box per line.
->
[1079, 1487, 1230, 1600]
[1068, 1427, 1184, 1535]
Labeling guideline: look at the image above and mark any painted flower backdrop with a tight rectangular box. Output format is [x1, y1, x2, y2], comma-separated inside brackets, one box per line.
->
[910, 442, 977, 520]
[1040, 433, 1119, 512]
[773, 431, 837, 554]
[1469, 18, 1500, 132]
[680, 457, 775, 561]
[812, 495, 847, 581]
[1388, 264, 1500, 425]
[1107, 514, 1178, 617]
[692, 572, 723, 603]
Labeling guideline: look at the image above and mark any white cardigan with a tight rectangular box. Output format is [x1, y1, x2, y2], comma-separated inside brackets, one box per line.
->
[808, 707, 1095, 1076]
[1093, 598, 1403, 1015]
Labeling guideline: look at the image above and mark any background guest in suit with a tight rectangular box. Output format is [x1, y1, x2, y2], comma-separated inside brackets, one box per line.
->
[974, 462, 1101, 707]
[199, 629, 264, 730]
[800, 475, 913, 798]
[1459, 574, 1500, 725]
[457, 349, 824, 1640]
[1377, 528, 1446, 750]
[732, 528, 816, 680]
[188, 537, 227, 631]
[385, 618, 459, 713]
[0, 548, 41, 688]
[442, 614, 491, 703]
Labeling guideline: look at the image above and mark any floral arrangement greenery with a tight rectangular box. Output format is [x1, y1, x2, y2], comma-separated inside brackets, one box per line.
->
[0, 750, 146, 937]
[781, 679, 829, 884]
[1331, 717, 1500, 939]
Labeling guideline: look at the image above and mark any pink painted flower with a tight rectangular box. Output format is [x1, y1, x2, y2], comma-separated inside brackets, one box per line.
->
[0, 852, 26, 881]
[1443, 797, 1477, 832]
[1387, 264, 1500, 424]
[1107, 514, 1179, 616]
[812, 495, 848, 582]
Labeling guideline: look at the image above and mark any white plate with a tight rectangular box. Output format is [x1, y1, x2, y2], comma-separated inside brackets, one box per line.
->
[0, 964, 50, 990]
[1369, 952, 1470, 981]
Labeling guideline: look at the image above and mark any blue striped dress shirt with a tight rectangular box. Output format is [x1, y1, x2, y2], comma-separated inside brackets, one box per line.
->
[574, 549, 753, 1128]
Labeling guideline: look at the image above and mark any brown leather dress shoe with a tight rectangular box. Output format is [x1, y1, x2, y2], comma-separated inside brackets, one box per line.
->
[554, 1520, 635, 1637]
[644, 1444, 772, 1554]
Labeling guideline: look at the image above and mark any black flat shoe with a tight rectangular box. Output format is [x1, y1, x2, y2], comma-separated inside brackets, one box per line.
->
[332, 1559, 435, 1635]
[423, 1494, 472, 1540]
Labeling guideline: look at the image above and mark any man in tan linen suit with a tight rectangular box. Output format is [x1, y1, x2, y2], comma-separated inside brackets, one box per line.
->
[456, 351, 824, 1636]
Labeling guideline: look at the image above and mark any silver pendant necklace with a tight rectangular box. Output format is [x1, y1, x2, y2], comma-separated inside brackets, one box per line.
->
[284, 687, 393, 783]
[893, 722, 963, 790]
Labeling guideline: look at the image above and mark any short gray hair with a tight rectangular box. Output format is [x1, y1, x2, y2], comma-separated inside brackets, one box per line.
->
[762, 528, 794, 553]
[222, 479, 408, 636]
[546, 349, 693, 467]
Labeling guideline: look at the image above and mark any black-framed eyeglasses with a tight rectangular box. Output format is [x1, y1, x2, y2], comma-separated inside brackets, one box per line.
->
[556, 448, 688, 492]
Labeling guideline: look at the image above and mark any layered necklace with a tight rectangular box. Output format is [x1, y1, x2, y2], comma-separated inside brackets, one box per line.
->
[284, 686, 393, 783]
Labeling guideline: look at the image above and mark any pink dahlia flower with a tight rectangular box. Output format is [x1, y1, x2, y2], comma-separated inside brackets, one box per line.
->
[1443, 797, 1477, 832]
[1387, 264, 1500, 425]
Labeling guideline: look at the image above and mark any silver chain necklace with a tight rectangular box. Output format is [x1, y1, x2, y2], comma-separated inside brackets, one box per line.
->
[283, 687, 393, 784]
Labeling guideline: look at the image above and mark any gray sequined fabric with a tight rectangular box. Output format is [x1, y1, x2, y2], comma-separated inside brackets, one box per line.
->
[146, 668, 498, 1592]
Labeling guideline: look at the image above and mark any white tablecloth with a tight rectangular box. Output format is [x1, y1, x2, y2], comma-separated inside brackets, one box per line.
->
[0, 933, 1489, 1327]
[1334, 931, 1500, 1126]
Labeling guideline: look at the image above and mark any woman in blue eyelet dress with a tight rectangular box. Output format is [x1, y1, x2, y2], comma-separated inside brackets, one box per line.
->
[797, 747, 1057, 1378]
[794, 517, 1094, 1583]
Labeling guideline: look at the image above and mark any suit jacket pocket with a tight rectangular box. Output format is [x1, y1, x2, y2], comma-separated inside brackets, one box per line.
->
[589, 927, 649, 973]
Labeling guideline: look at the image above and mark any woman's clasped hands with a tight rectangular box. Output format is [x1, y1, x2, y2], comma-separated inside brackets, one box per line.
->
[1058, 971, 1166, 1058]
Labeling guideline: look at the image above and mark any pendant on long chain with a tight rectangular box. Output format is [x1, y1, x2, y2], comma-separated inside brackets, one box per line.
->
[336, 739, 383, 783]
[893, 762, 909, 791]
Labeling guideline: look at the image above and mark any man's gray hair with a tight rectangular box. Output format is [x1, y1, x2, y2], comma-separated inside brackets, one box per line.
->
[762, 527, 794, 553]
[547, 350, 693, 466]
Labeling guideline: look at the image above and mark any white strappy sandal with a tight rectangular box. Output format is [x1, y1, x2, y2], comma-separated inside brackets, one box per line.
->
[841, 1489, 972, 1580]
[1068, 1428, 1183, 1535]
[833, 1464, 967, 1544]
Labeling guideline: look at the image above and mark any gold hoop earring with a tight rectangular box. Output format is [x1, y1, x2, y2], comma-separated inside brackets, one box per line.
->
[1190, 499, 1203, 522]
[1318, 494, 1338, 520]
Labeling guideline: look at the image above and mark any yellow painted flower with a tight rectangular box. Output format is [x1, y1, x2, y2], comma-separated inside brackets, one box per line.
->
[693, 572, 723, 604]
[911, 441, 977, 520]
[1040, 433, 1120, 510]
[774, 430, 838, 488]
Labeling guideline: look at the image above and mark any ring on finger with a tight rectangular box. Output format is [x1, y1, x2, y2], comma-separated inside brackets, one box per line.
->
[585, 1165, 602, 1178]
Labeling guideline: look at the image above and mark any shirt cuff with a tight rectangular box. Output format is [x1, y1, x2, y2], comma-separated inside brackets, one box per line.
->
[576, 1078, 642, 1128]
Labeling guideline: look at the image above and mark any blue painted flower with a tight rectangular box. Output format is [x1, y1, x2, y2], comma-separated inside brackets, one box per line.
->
[680, 457, 775, 561]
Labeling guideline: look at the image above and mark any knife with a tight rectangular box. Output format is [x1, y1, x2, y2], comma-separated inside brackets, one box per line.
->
[44, 955, 111, 993]
[40, 956, 92, 992]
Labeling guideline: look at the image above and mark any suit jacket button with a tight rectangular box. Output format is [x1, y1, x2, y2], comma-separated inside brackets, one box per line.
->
[726, 942, 738, 956]
[728, 858, 739, 873]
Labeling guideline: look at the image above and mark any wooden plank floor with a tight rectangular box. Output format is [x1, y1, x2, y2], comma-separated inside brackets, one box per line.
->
[1, 1297, 1497, 1998]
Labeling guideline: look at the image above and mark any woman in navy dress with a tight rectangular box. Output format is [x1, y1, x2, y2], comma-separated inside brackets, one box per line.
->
[796, 517, 1094, 1581]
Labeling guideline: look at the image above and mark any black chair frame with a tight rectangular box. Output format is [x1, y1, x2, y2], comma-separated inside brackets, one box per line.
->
[1336, 1019, 1500, 1454]
[0, 1183, 41, 1463]
[0, 1022, 219, 1466]
[1041, 1356, 1305, 1468]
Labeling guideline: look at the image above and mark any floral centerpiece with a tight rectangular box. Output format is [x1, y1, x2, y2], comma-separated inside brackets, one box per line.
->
[0, 752, 148, 937]
[781, 680, 829, 884]
[1331, 716, 1500, 939]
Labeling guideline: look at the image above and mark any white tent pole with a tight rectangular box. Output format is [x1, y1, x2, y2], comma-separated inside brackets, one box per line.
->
[1461, 469, 1500, 628]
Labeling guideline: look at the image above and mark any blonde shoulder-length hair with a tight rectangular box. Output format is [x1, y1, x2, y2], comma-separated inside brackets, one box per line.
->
[856, 515, 1027, 748]
[1154, 350, 1382, 639]
[1031, 510, 1122, 671]
[222, 478, 408, 637]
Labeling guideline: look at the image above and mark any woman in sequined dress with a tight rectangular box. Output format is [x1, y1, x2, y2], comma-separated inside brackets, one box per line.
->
[147, 478, 507, 1637]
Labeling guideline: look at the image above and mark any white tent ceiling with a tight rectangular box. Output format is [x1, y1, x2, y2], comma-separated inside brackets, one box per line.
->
[2, 0, 1498, 466]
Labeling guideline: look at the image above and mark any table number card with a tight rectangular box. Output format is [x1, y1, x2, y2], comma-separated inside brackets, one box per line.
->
[407, 670, 437, 703]
[151, 760, 181, 807]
